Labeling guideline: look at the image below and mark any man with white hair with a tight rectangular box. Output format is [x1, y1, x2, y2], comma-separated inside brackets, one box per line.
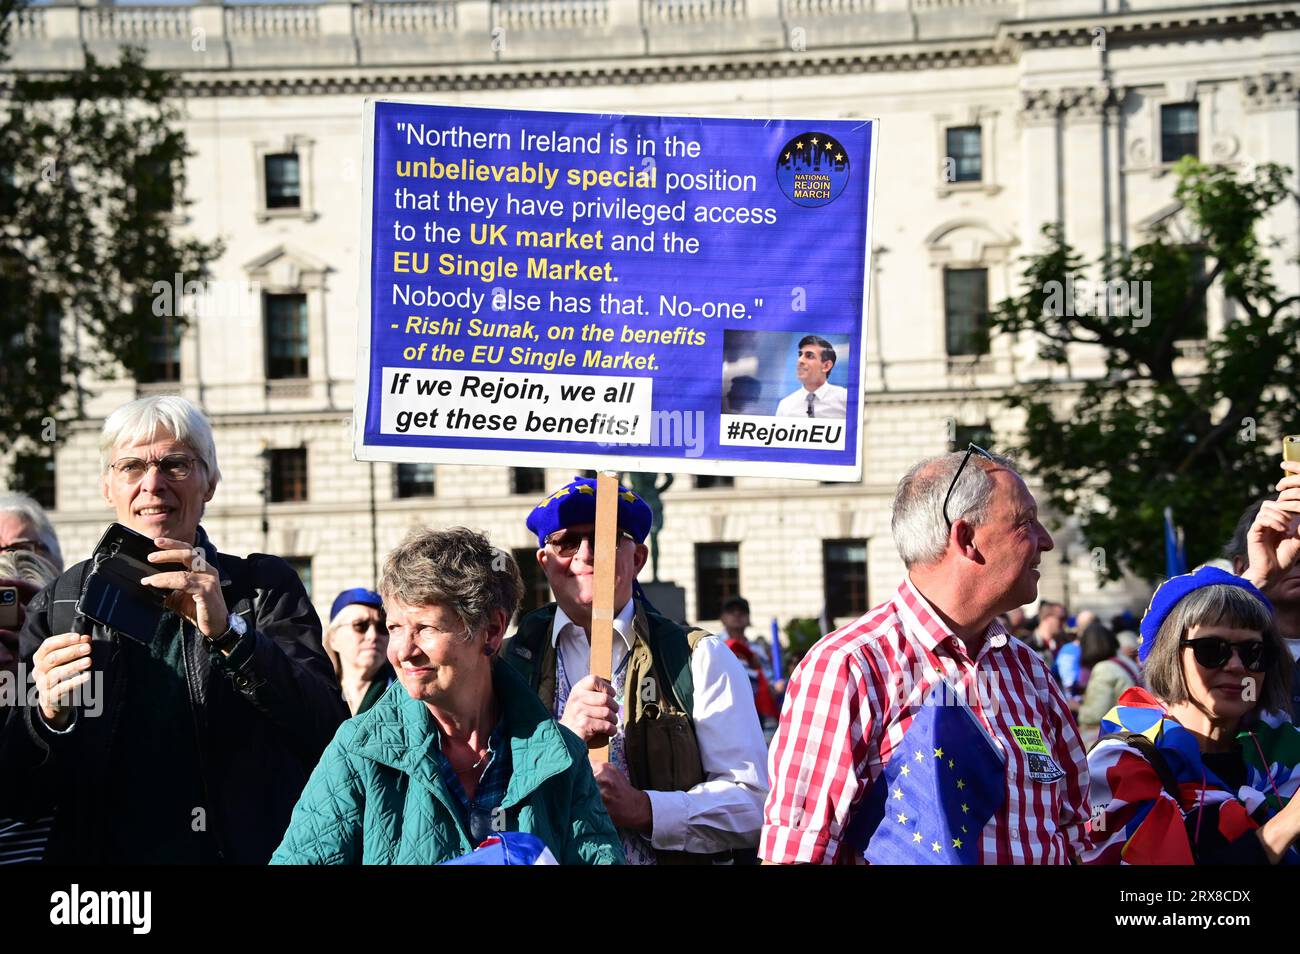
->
[761, 445, 1090, 864]
[0, 395, 347, 863]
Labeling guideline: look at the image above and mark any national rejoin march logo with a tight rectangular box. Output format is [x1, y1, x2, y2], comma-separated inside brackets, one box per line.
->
[776, 132, 850, 208]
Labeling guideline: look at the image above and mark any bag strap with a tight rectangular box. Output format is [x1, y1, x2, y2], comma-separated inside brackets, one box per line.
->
[1111, 731, 1183, 804]
[642, 608, 708, 717]
[50, 561, 91, 636]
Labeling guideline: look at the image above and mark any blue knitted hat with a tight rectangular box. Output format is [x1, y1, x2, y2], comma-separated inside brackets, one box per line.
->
[1137, 566, 1272, 663]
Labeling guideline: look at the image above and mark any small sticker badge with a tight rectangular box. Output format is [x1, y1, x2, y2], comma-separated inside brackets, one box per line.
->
[1009, 725, 1065, 783]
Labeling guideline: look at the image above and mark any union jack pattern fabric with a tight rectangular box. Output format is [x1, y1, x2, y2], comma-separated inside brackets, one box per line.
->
[1084, 686, 1300, 865]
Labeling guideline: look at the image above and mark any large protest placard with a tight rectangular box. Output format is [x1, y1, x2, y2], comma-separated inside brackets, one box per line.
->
[355, 101, 877, 480]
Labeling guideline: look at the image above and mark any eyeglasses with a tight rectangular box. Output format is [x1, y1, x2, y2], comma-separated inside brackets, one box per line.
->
[109, 454, 202, 484]
[1179, 636, 1277, 673]
[943, 443, 996, 529]
[545, 528, 635, 557]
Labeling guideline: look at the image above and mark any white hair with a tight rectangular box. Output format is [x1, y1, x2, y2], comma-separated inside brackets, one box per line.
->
[0, 549, 60, 590]
[99, 395, 222, 494]
[0, 493, 64, 572]
[891, 450, 1017, 569]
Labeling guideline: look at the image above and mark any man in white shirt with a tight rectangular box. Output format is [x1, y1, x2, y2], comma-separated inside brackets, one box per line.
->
[503, 477, 769, 864]
[774, 335, 848, 419]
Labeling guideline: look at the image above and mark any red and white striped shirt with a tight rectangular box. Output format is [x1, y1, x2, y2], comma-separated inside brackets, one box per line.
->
[761, 578, 1091, 865]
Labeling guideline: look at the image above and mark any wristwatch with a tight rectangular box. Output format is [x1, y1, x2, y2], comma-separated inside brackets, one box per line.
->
[206, 612, 248, 655]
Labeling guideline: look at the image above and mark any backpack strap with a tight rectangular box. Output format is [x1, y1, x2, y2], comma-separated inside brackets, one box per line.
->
[49, 560, 92, 636]
[1106, 731, 1183, 804]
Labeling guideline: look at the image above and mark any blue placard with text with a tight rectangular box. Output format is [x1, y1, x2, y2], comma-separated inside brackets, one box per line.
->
[355, 100, 877, 480]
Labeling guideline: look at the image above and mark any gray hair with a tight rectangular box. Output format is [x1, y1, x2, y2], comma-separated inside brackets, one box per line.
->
[99, 395, 221, 494]
[0, 549, 61, 591]
[1144, 582, 1291, 714]
[379, 527, 522, 640]
[0, 493, 64, 572]
[891, 450, 1017, 568]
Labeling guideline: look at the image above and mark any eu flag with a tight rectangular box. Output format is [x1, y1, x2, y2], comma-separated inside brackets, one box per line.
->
[847, 681, 1005, 864]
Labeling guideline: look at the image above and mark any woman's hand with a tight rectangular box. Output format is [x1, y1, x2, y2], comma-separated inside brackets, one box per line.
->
[141, 537, 229, 638]
[1255, 788, 1300, 863]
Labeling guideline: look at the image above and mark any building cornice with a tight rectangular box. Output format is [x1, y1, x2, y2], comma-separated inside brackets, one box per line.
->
[7, 2, 1297, 97]
[998, 1, 1299, 49]
[180, 41, 1013, 97]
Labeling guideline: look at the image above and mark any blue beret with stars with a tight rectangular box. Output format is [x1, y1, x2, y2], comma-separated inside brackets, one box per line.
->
[526, 477, 652, 548]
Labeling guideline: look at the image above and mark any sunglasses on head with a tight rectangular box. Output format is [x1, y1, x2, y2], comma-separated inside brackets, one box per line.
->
[1179, 636, 1277, 673]
[545, 528, 635, 557]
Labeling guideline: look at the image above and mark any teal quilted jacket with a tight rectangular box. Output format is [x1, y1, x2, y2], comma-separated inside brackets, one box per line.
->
[270, 661, 625, 864]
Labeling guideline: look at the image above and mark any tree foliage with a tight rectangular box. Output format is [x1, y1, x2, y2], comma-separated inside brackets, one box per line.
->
[0, 0, 220, 467]
[990, 158, 1300, 583]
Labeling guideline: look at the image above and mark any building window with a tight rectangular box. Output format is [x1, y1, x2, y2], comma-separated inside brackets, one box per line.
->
[952, 423, 995, 452]
[264, 153, 301, 209]
[141, 315, 181, 384]
[944, 267, 989, 356]
[265, 293, 308, 380]
[12, 451, 55, 510]
[695, 543, 740, 620]
[694, 476, 735, 489]
[823, 540, 868, 620]
[945, 126, 982, 183]
[511, 467, 546, 496]
[134, 151, 175, 216]
[269, 448, 308, 503]
[394, 462, 435, 498]
[513, 547, 550, 618]
[1160, 103, 1199, 164]
[285, 556, 312, 599]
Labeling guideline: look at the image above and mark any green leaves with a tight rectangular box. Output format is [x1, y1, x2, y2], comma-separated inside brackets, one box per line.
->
[989, 161, 1298, 582]
[0, 30, 221, 461]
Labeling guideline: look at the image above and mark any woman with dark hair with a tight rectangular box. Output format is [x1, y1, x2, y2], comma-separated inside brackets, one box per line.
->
[1085, 567, 1300, 865]
[1076, 623, 1139, 746]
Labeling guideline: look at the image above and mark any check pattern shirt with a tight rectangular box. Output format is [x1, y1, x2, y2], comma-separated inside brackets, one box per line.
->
[761, 578, 1091, 865]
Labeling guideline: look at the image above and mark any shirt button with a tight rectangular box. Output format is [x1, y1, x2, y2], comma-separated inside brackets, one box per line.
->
[1010, 832, 1019, 841]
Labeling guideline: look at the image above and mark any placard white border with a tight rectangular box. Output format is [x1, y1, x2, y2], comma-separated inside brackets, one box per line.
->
[354, 99, 879, 483]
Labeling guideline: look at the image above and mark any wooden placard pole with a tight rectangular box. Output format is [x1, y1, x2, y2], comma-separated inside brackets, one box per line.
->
[587, 469, 620, 763]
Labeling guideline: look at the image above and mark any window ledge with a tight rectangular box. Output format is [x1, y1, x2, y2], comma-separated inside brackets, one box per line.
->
[256, 207, 317, 223]
[936, 181, 1000, 198]
[266, 379, 311, 398]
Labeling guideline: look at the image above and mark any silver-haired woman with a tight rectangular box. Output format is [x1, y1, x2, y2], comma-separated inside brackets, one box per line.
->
[0, 394, 347, 864]
[273, 527, 624, 865]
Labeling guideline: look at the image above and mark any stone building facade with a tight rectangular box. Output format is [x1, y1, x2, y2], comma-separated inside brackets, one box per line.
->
[5, 0, 1299, 632]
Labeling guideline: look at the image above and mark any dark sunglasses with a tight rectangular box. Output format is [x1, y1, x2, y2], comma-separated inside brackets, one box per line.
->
[1179, 636, 1277, 673]
[943, 443, 997, 529]
[546, 528, 634, 557]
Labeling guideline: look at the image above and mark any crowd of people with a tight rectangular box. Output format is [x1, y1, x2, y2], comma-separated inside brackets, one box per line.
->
[1, 394, 1297, 865]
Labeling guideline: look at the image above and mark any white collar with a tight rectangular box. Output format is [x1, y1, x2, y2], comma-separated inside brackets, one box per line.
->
[551, 599, 637, 651]
[803, 381, 834, 400]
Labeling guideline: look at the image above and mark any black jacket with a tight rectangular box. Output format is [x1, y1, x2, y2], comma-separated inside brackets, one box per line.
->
[0, 527, 348, 864]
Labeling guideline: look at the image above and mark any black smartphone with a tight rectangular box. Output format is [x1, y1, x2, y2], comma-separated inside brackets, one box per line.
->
[0, 586, 18, 629]
[75, 523, 188, 643]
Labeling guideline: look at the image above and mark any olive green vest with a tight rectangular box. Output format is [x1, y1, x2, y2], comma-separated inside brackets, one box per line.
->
[503, 602, 723, 865]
